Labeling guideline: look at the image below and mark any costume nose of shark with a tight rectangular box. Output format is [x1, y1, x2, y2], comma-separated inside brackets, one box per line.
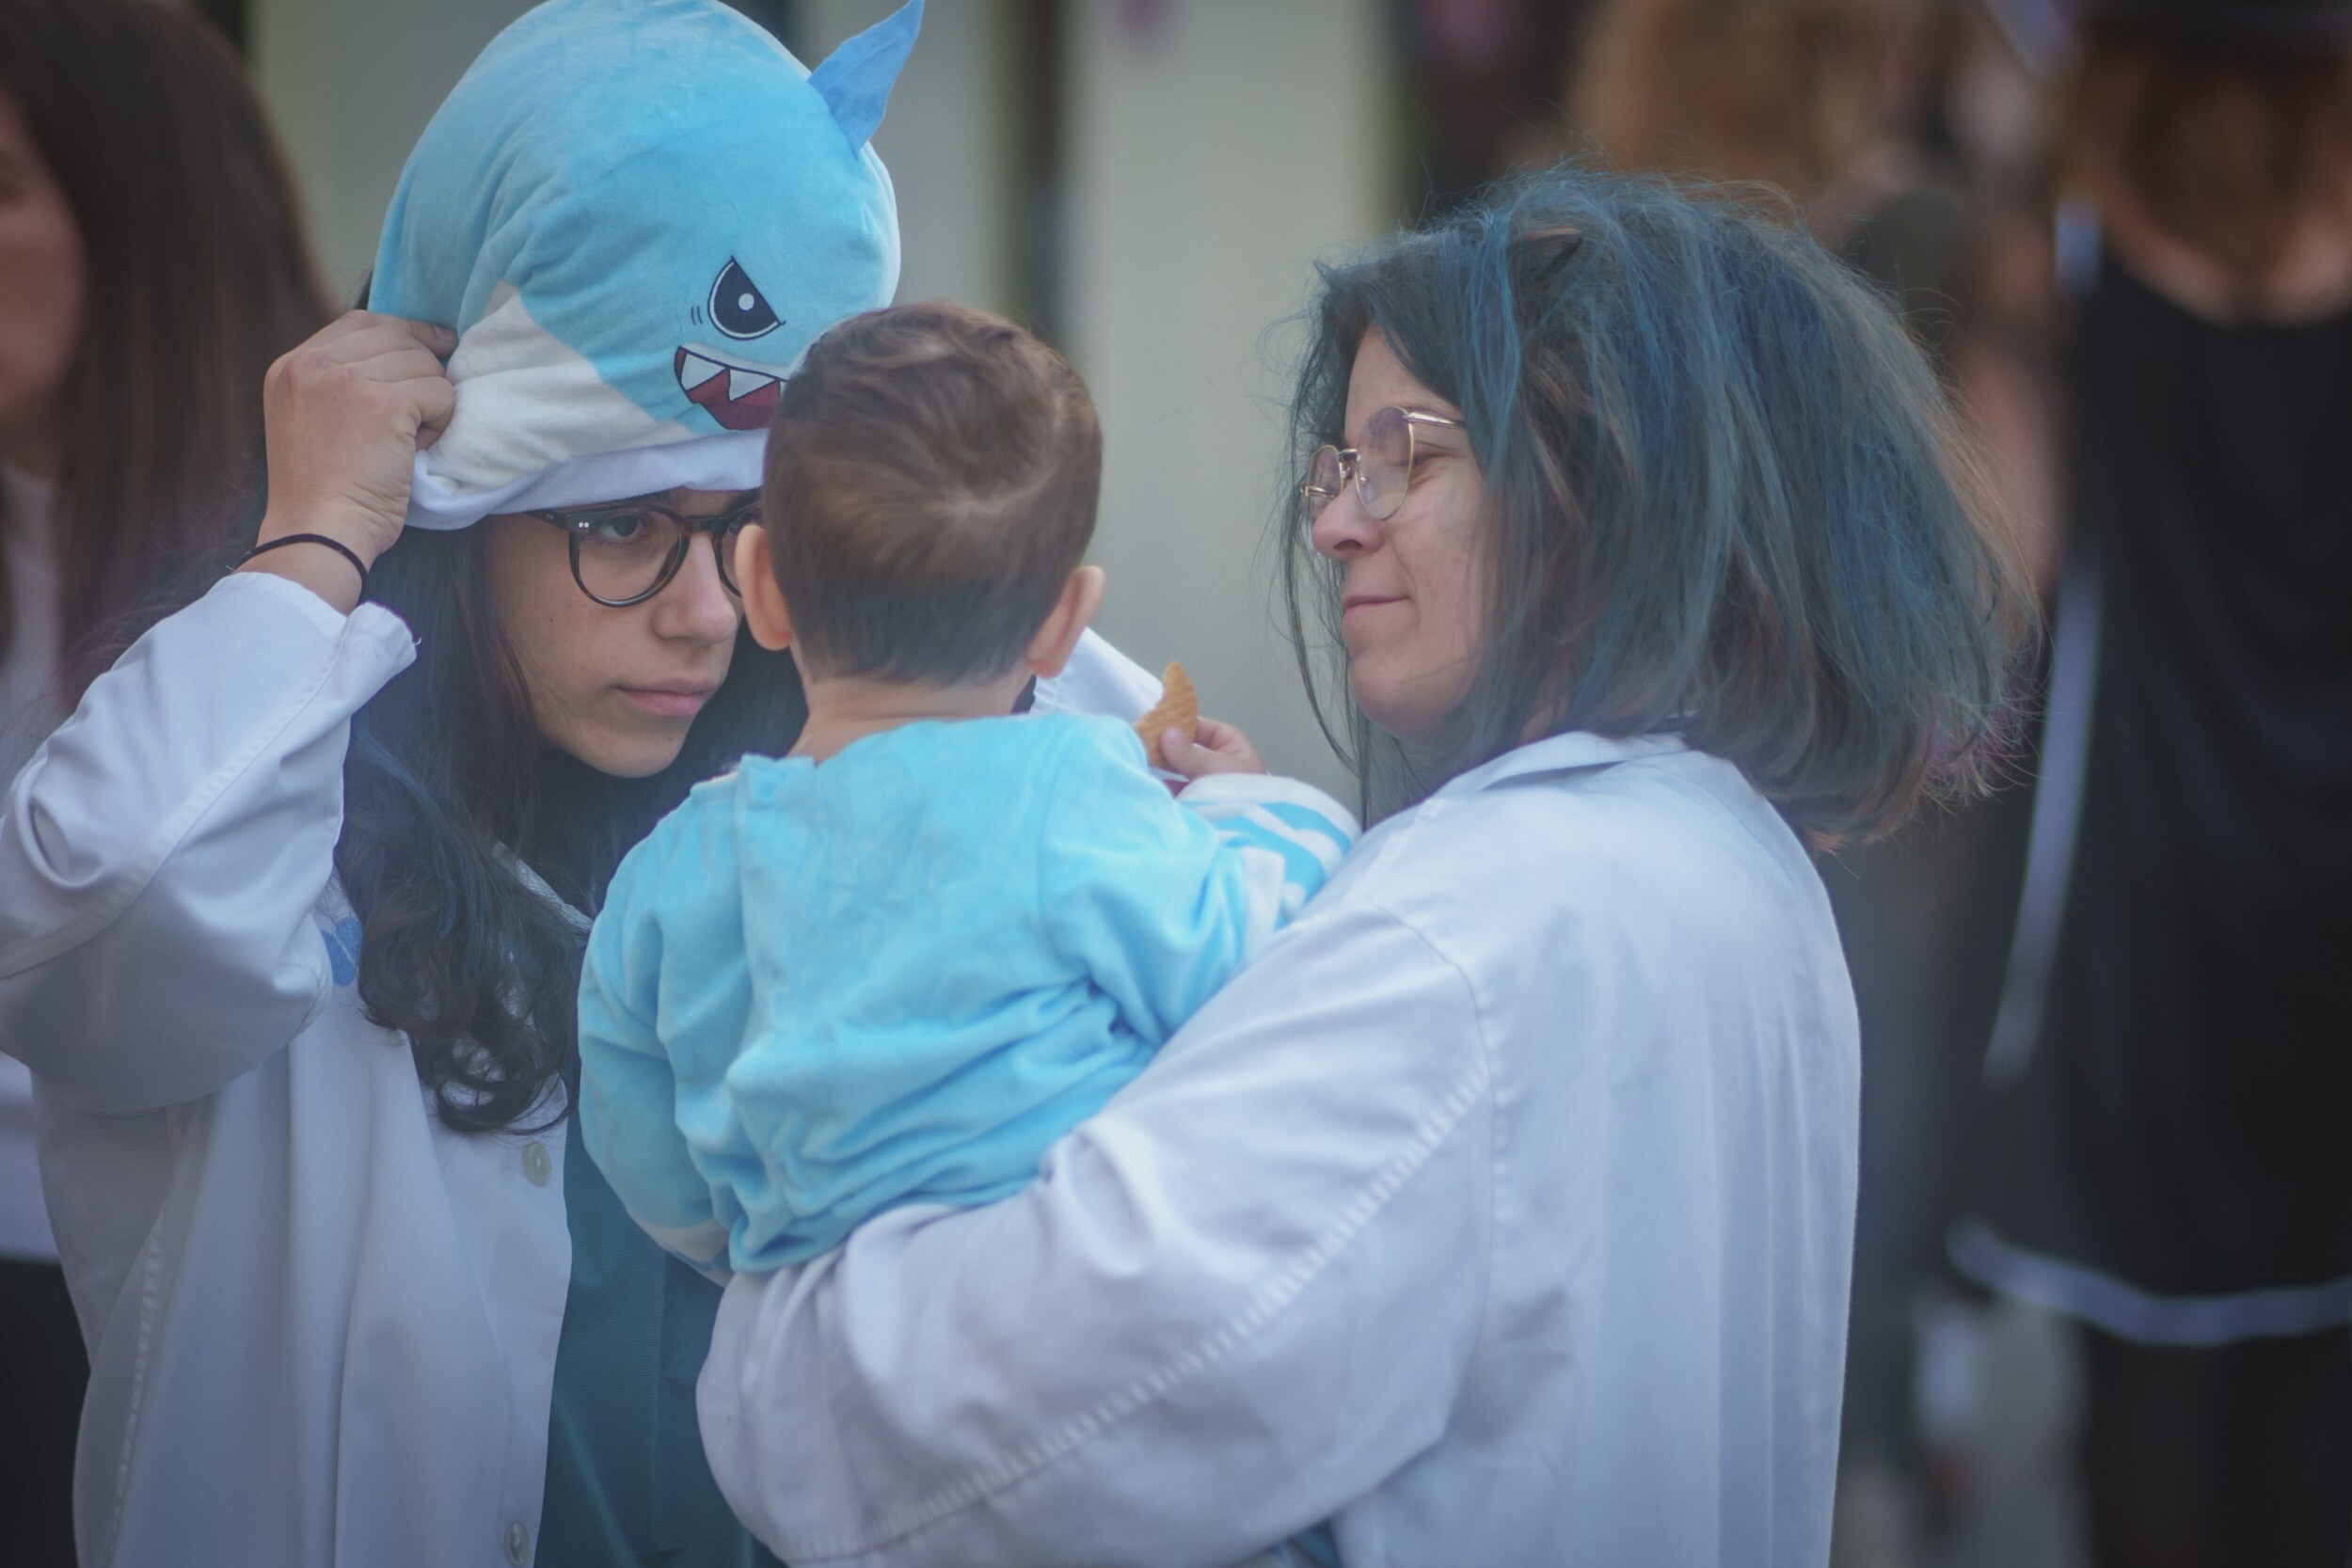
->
[676, 346, 782, 431]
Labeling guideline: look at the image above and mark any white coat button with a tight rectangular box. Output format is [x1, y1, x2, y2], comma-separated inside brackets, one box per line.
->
[505, 1520, 529, 1564]
[521, 1142, 551, 1187]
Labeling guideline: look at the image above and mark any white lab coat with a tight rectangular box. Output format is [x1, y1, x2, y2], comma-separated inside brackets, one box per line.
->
[0, 570, 1157, 1568]
[698, 732, 1862, 1567]
[1, 462, 67, 1260]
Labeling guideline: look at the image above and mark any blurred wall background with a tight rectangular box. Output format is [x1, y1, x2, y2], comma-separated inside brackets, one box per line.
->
[249, 0, 528, 304]
[1057, 0, 1382, 796]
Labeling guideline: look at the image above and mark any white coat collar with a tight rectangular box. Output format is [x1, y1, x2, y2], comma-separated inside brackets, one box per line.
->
[1431, 731, 1691, 802]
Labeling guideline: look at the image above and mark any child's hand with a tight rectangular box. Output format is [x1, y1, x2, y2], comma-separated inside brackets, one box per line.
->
[1157, 717, 1265, 781]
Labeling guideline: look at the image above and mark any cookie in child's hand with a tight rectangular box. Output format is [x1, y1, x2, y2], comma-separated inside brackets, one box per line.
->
[1134, 662, 1200, 752]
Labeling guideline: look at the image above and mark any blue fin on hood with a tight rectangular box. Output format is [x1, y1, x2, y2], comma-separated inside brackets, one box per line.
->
[809, 0, 924, 150]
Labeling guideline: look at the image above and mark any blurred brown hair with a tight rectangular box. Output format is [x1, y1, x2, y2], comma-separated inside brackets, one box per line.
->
[0, 0, 330, 696]
[1574, 0, 1921, 204]
[761, 303, 1102, 685]
[2059, 23, 2352, 289]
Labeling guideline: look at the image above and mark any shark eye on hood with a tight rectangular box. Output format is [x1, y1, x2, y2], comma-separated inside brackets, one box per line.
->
[708, 258, 781, 340]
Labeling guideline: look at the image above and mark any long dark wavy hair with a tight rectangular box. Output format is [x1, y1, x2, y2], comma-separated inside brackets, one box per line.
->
[1280, 168, 2034, 840]
[341, 525, 804, 1133]
[0, 0, 328, 694]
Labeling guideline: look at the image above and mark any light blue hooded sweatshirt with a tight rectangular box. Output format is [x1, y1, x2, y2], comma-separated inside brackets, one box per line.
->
[578, 714, 1358, 1273]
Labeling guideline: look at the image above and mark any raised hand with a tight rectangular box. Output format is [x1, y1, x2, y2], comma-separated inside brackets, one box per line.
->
[240, 312, 457, 611]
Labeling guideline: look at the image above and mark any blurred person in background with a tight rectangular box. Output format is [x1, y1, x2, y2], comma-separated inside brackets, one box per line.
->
[1575, 0, 1954, 246]
[1954, 3, 2352, 1566]
[0, 0, 329, 1560]
[1574, 0, 2059, 571]
[1573, 1, 2059, 1554]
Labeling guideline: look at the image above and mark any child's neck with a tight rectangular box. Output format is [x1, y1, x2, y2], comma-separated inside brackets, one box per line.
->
[790, 667, 1033, 762]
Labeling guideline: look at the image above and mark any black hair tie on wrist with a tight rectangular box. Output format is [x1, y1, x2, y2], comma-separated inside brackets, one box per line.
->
[238, 532, 370, 598]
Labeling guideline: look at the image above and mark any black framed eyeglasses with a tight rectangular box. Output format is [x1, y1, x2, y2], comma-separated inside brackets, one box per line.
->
[531, 495, 761, 608]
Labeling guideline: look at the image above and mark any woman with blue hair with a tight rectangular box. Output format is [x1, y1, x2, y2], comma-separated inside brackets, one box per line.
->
[696, 169, 2033, 1567]
[0, 3, 1143, 1565]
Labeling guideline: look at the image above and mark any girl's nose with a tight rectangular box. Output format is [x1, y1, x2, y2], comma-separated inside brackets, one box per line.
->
[651, 532, 744, 644]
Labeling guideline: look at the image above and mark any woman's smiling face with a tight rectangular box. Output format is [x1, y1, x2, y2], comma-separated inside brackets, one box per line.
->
[1311, 330, 1487, 745]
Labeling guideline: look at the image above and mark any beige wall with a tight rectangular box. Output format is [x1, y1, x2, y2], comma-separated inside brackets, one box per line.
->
[250, 0, 538, 301]
[1064, 0, 1385, 794]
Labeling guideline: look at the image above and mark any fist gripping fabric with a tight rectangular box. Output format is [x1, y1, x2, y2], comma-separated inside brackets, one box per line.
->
[370, 0, 922, 529]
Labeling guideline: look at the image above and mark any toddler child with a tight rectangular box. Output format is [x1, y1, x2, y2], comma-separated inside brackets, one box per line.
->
[576, 302, 1358, 1279]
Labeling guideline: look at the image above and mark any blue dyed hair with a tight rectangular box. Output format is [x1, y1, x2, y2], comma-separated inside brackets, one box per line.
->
[1281, 168, 2033, 838]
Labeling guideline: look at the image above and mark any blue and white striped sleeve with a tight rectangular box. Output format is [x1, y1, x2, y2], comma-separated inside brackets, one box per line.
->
[1177, 774, 1359, 954]
[1038, 726, 1361, 1044]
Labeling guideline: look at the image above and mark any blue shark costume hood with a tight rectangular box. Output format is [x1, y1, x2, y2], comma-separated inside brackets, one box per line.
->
[372, 0, 920, 529]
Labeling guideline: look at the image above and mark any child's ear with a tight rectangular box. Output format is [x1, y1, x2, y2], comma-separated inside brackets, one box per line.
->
[735, 524, 795, 653]
[1025, 564, 1104, 680]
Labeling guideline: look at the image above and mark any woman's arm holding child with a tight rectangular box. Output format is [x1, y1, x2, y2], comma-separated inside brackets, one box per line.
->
[698, 896, 1492, 1567]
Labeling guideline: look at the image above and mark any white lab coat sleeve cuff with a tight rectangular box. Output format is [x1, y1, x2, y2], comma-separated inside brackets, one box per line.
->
[698, 902, 1493, 1567]
[0, 571, 417, 1112]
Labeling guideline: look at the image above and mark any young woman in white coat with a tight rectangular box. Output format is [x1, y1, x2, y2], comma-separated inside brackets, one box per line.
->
[0, 3, 1143, 1564]
[0, 4, 327, 1561]
[695, 172, 2036, 1568]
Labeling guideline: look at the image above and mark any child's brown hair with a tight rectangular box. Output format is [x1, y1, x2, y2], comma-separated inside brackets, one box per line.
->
[761, 302, 1103, 683]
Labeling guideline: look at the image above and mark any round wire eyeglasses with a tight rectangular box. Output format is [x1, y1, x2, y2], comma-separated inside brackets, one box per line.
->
[1298, 405, 1467, 521]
